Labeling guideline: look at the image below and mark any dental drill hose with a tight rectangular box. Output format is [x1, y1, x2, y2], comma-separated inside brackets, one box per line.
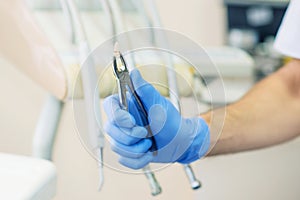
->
[144, 0, 201, 190]
[64, 0, 105, 190]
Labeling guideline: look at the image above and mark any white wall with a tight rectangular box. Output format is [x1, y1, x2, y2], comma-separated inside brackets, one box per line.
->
[155, 0, 227, 46]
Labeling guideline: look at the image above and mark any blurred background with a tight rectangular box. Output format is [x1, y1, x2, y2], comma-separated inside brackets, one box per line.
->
[1, 0, 300, 199]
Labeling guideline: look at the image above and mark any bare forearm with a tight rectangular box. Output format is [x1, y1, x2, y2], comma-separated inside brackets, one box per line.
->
[203, 59, 300, 156]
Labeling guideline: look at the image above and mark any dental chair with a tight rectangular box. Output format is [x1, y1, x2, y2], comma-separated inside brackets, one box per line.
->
[0, 153, 56, 200]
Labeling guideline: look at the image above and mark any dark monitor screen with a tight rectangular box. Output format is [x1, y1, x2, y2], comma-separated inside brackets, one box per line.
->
[224, 0, 288, 42]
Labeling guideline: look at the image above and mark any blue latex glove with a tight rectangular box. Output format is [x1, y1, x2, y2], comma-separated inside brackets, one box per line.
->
[103, 69, 210, 169]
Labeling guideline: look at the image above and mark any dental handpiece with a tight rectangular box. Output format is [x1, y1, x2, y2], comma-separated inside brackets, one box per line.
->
[183, 164, 201, 189]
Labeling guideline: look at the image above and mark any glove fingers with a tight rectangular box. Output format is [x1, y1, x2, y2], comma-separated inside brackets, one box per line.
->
[111, 139, 152, 159]
[103, 95, 136, 128]
[119, 152, 153, 170]
[105, 123, 148, 145]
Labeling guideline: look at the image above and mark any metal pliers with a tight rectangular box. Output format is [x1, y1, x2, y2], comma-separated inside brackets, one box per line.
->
[113, 48, 161, 196]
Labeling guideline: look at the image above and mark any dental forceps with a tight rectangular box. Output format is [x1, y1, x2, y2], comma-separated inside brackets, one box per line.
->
[113, 44, 161, 196]
[113, 47, 158, 154]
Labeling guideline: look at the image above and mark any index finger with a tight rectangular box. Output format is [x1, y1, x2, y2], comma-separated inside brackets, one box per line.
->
[103, 94, 136, 128]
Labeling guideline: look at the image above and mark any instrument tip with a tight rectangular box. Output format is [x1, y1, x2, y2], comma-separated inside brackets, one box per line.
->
[113, 42, 120, 57]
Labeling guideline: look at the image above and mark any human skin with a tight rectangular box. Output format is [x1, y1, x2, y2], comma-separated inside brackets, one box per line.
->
[203, 59, 300, 156]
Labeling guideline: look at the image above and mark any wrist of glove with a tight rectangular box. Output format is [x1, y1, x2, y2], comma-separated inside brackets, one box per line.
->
[103, 69, 210, 169]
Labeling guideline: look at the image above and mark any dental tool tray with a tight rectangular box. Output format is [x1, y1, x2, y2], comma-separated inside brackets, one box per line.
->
[0, 153, 56, 200]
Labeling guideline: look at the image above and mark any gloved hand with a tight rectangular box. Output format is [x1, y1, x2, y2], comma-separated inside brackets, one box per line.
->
[103, 69, 210, 169]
